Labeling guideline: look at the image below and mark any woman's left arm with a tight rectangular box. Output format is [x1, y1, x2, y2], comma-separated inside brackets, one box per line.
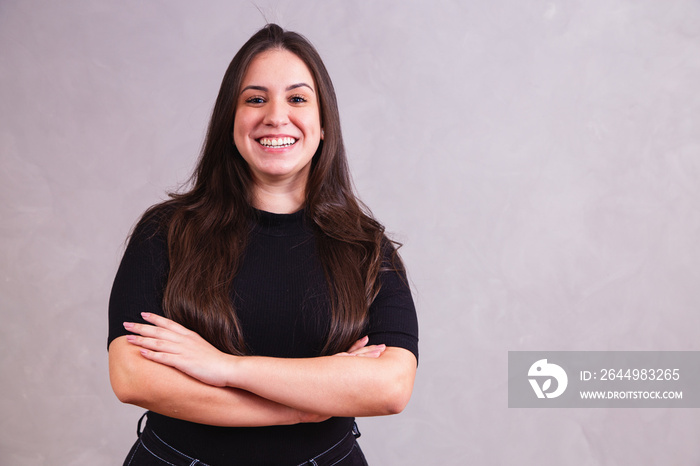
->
[233, 346, 417, 417]
[125, 312, 417, 417]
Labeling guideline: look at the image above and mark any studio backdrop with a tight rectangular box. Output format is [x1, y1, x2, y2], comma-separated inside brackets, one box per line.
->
[1, 1, 699, 464]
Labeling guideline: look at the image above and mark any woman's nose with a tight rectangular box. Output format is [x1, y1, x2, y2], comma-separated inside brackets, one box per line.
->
[263, 100, 288, 127]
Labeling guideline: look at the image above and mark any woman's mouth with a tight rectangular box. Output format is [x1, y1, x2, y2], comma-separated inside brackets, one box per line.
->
[257, 137, 297, 148]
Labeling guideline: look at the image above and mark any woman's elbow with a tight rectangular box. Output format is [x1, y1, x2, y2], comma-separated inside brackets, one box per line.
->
[109, 365, 146, 405]
[377, 350, 416, 415]
[108, 338, 149, 406]
[109, 361, 141, 405]
[110, 375, 137, 405]
[382, 378, 414, 415]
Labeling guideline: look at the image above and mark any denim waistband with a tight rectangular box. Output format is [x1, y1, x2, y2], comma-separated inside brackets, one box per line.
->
[132, 412, 361, 466]
[296, 422, 362, 466]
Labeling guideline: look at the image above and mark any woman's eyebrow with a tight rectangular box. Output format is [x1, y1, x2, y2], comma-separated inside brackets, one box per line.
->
[240, 85, 267, 92]
[286, 83, 314, 92]
[240, 83, 315, 93]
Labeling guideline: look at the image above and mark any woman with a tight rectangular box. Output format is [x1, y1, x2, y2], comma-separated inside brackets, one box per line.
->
[108, 23, 418, 465]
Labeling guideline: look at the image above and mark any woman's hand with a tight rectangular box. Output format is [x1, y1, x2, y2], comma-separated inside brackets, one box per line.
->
[124, 313, 234, 388]
[335, 335, 386, 358]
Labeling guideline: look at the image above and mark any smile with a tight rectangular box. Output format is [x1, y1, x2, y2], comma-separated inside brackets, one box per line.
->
[258, 137, 297, 148]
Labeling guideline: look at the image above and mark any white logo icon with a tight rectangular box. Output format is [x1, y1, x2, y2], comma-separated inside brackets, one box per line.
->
[528, 359, 568, 399]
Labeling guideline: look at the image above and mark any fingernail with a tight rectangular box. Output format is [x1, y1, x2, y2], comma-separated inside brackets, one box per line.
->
[126, 335, 135, 342]
[141, 312, 150, 319]
[123, 322, 134, 330]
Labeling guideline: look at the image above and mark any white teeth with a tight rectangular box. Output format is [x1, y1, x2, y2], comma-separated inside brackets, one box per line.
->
[259, 137, 296, 147]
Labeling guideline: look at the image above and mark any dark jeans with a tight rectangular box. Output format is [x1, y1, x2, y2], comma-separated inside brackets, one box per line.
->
[123, 414, 369, 466]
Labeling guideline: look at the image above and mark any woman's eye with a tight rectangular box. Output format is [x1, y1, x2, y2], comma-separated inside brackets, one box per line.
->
[290, 95, 307, 103]
[245, 96, 265, 104]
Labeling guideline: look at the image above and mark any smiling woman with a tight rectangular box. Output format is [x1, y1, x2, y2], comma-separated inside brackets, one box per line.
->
[108, 23, 418, 466]
[233, 49, 323, 212]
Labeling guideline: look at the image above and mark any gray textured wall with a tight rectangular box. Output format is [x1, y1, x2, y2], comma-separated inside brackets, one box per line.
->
[2, 1, 699, 464]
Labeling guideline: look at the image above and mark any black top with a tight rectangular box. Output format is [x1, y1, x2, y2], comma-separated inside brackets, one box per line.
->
[108, 209, 418, 465]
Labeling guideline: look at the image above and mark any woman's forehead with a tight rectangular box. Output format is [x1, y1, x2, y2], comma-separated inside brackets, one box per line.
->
[240, 49, 316, 91]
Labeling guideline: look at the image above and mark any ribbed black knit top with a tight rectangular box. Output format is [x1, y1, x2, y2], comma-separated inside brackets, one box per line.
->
[108, 209, 418, 465]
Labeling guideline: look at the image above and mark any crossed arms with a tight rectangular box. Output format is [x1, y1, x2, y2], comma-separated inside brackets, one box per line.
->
[108, 312, 417, 427]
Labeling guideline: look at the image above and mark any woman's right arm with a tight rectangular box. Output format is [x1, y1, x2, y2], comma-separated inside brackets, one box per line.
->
[109, 336, 322, 427]
[108, 214, 304, 427]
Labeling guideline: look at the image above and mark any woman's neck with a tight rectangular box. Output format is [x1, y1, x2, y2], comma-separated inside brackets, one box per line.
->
[250, 181, 305, 214]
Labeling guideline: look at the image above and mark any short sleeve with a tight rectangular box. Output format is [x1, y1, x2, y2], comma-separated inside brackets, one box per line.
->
[365, 247, 419, 363]
[107, 215, 169, 348]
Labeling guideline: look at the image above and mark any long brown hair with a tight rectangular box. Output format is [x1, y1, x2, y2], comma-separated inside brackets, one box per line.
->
[144, 24, 397, 356]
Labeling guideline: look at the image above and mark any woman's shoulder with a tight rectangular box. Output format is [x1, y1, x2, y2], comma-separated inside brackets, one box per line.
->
[129, 201, 178, 245]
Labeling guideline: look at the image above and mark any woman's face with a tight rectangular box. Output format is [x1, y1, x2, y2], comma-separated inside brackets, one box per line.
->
[233, 49, 322, 188]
